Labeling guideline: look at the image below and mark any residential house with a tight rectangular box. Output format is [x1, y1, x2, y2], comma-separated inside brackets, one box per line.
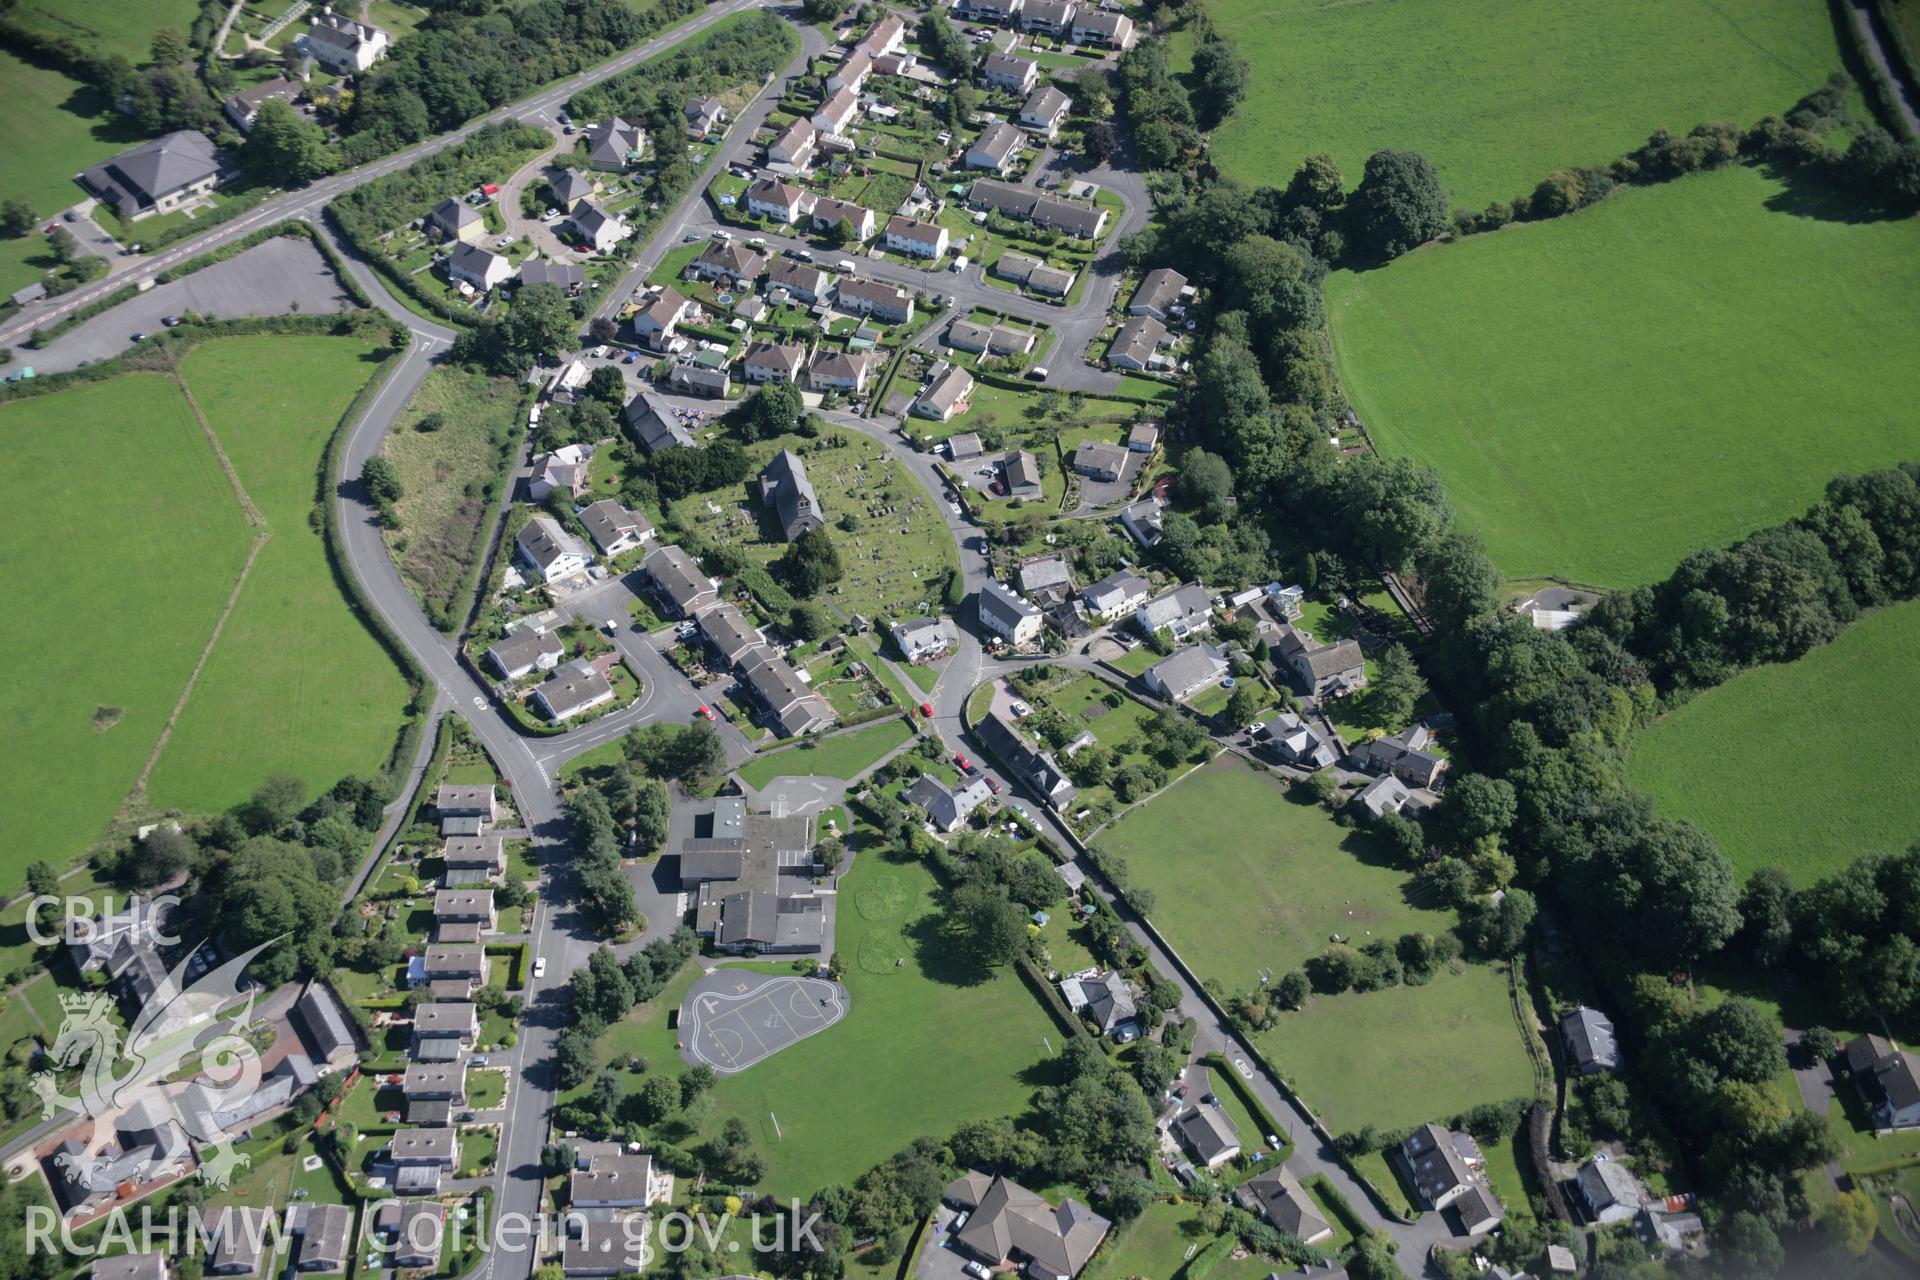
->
[528, 442, 592, 502]
[1072, 439, 1128, 482]
[981, 52, 1039, 94]
[411, 1003, 478, 1054]
[767, 259, 831, 304]
[1355, 774, 1416, 819]
[584, 117, 645, 170]
[808, 195, 877, 241]
[740, 648, 836, 737]
[947, 319, 1032, 357]
[1018, 85, 1072, 137]
[374, 1201, 445, 1270]
[1174, 1104, 1241, 1170]
[743, 341, 807, 385]
[747, 178, 814, 224]
[1107, 315, 1167, 371]
[1020, 0, 1077, 34]
[685, 95, 727, 138]
[292, 980, 357, 1072]
[418, 946, 487, 991]
[630, 287, 694, 351]
[624, 387, 697, 451]
[893, 616, 960, 663]
[548, 168, 599, 211]
[812, 86, 861, 137]
[1135, 581, 1211, 639]
[304, 11, 388, 73]
[641, 544, 717, 618]
[207, 1207, 269, 1276]
[1128, 423, 1161, 452]
[1018, 555, 1071, 600]
[974, 712, 1077, 809]
[835, 276, 915, 323]
[966, 122, 1024, 174]
[994, 251, 1073, 295]
[429, 197, 484, 244]
[1070, 9, 1134, 49]
[1237, 1168, 1333, 1246]
[571, 200, 628, 253]
[830, 47, 873, 96]
[1451, 1184, 1505, 1235]
[759, 449, 824, 539]
[810, 349, 877, 394]
[1347, 724, 1448, 789]
[1251, 710, 1338, 770]
[912, 361, 975, 421]
[948, 432, 985, 461]
[579, 499, 654, 558]
[402, 1061, 468, 1105]
[487, 629, 564, 681]
[518, 257, 586, 294]
[1081, 570, 1149, 621]
[942, 1173, 1110, 1280]
[564, 1217, 650, 1277]
[1558, 1006, 1621, 1075]
[1273, 625, 1367, 698]
[432, 889, 494, 930]
[1635, 1207, 1707, 1256]
[767, 116, 817, 169]
[224, 78, 301, 132]
[447, 243, 511, 292]
[1575, 1158, 1644, 1225]
[1399, 1124, 1478, 1211]
[694, 603, 764, 671]
[1144, 643, 1228, 703]
[1843, 1035, 1920, 1128]
[968, 179, 1107, 239]
[515, 516, 591, 583]
[903, 775, 993, 832]
[956, 0, 1024, 21]
[91, 1255, 168, 1280]
[860, 11, 906, 58]
[885, 214, 949, 259]
[1003, 449, 1043, 499]
[668, 363, 732, 398]
[571, 1153, 673, 1208]
[80, 131, 223, 222]
[979, 580, 1043, 646]
[434, 785, 496, 837]
[1059, 969, 1137, 1038]
[1129, 268, 1189, 320]
[534, 659, 616, 722]
[384, 1130, 455, 1196]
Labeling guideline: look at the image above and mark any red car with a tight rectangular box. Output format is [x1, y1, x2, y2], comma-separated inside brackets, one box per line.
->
[919, 702, 934, 717]
[985, 778, 1001, 794]
[695, 705, 714, 721]
[953, 753, 970, 771]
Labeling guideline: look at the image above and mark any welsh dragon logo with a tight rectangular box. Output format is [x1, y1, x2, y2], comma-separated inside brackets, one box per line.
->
[35, 940, 280, 1192]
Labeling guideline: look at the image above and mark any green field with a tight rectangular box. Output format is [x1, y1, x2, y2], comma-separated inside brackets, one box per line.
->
[1190, 0, 1844, 209]
[1629, 600, 1920, 885]
[735, 717, 914, 789]
[1082, 1200, 1220, 1280]
[0, 375, 250, 879]
[11, 0, 206, 63]
[591, 847, 1060, 1196]
[1098, 757, 1534, 1132]
[144, 336, 413, 816]
[1327, 166, 1920, 587]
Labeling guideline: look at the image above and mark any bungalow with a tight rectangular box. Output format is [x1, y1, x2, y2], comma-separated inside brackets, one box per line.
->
[767, 117, 817, 170]
[912, 361, 974, 421]
[978, 580, 1043, 646]
[885, 214, 949, 259]
[759, 448, 824, 539]
[1355, 774, 1417, 819]
[1399, 1124, 1477, 1211]
[809, 195, 877, 242]
[1081, 570, 1150, 621]
[1237, 1168, 1333, 1246]
[903, 774, 993, 832]
[812, 86, 861, 137]
[527, 443, 592, 502]
[1129, 267, 1188, 320]
[571, 200, 628, 253]
[1072, 439, 1128, 481]
[629, 287, 695, 351]
[1251, 710, 1338, 770]
[548, 168, 599, 211]
[942, 1173, 1109, 1280]
[580, 499, 654, 558]
[1003, 449, 1043, 499]
[535, 660, 616, 722]
[435, 785, 496, 837]
[981, 52, 1039, 95]
[695, 603, 765, 670]
[965, 122, 1024, 174]
[584, 117, 645, 170]
[304, 11, 388, 73]
[288, 1203, 354, 1273]
[1135, 581, 1211, 639]
[487, 629, 564, 680]
[1173, 1104, 1241, 1171]
[1020, 0, 1076, 33]
[518, 257, 585, 294]
[1347, 724, 1448, 789]
[564, 1218, 650, 1277]
[892, 615, 961, 663]
[224, 77, 301, 132]
[668, 363, 732, 399]
[1143, 643, 1229, 702]
[1018, 85, 1072, 138]
[743, 341, 807, 385]
[80, 131, 224, 223]
[1273, 625, 1366, 699]
[740, 648, 835, 737]
[1561, 1007, 1622, 1075]
[1059, 969, 1136, 1037]
[1575, 1157, 1644, 1225]
[746, 178, 814, 224]
[516, 516, 591, 583]
[948, 432, 985, 461]
[975, 712, 1077, 809]
[860, 11, 906, 58]
[1107, 315, 1167, 371]
[835, 276, 915, 323]
[685, 95, 727, 138]
[948, 319, 1034, 357]
[810, 349, 877, 394]
[827, 47, 872, 95]
[1017, 260, 1073, 295]
[625, 387, 697, 451]
[1119, 497, 1164, 547]
[641, 544, 717, 618]
[1070, 9, 1134, 49]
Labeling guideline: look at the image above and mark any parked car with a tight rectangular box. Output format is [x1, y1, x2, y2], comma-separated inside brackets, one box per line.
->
[919, 702, 934, 717]
[696, 705, 715, 721]
[532, 957, 547, 979]
[161, 314, 181, 327]
[985, 778, 1001, 794]
[953, 753, 970, 771]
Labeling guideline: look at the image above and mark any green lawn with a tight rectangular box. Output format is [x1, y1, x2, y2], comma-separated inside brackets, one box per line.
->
[145, 336, 413, 815]
[1629, 600, 1920, 884]
[591, 847, 1061, 1197]
[1327, 166, 1920, 587]
[1186, 0, 1845, 209]
[1097, 756, 1534, 1132]
[0, 375, 250, 878]
[10, 0, 206, 62]
[1082, 1199, 1222, 1280]
[735, 716, 914, 790]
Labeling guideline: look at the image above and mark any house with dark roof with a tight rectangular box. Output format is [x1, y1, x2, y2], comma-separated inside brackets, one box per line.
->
[715, 890, 826, 953]
[624, 388, 698, 451]
[411, 1002, 477, 1052]
[1173, 1102, 1241, 1170]
[686, 95, 727, 137]
[1251, 710, 1338, 770]
[1399, 1124, 1479, 1210]
[448, 243, 511, 292]
[207, 1206, 269, 1276]
[1082, 570, 1150, 621]
[1119, 497, 1164, 547]
[516, 516, 591, 583]
[1560, 1006, 1621, 1075]
[1273, 625, 1366, 699]
[571, 1152, 673, 1208]
[740, 648, 835, 737]
[580, 499, 653, 558]
[974, 713, 1077, 809]
[534, 660, 616, 722]
[1842, 1034, 1920, 1128]
[442, 834, 505, 885]
[978, 581, 1043, 646]
[981, 52, 1039, 94]
[641, 544, 717, 618]
[694, 602, 764, 670]
[1072, 439, 1129, 482]
[691, 240, 768, 284]
[1136, 581, 1211, 639]
[1070, 8, 1134, 48]
[903, 774, 993, 832]
[570, 199, 628, 253]
[1129, 268, 1189, 320]
[1019, 0, 1077, 33]
[288, 1202, 353, 1273]
[668, 362, 732, 399]
[79, 132, 223, 222]
[1003, 449, 1043, 500]
[1059, 969, 1136, 1038]
[759, 449, 824, 540]
[548, 167, 599, 211]
[1144, 643, 1228, 703]
[293, 980, 358, 1071]
[429, 197, 484, 244]
[1347, 724, 1448, 789]
[518, 257, 586, 294]
[373, 1201, 445, 1270]
[942, 1173, 1110, 1280]
[584, 117, 646, 170]
[435, 785, 496, 836]
[1107, 315, 1167, 371]
[1451, 1183, 1505, 1235]
[1574, 1157, 1644, 1225]
[836, 276, 915, 323]
[224, 77, 302, 132]
[1237, 1167, 1332, 1244]
[893, 615, 960, 663]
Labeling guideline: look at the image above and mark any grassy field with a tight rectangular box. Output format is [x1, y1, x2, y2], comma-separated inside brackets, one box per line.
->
[1327, 166, 1920, 587]
[1098, 756, 1534, 1132]
[1082, 1200, 1220, 1280]
[145, 336, 413, 815]
[10, 0, 205, 64]
[0, 375, 250, 880]
[591, 846, 1061, 1196]
[1629, 600, 1920, 884]
[0, 52, 150, 296]
[1187, 0, 1845, 209]
[736, 717, 914, 789]
[380, 366, 522, 623]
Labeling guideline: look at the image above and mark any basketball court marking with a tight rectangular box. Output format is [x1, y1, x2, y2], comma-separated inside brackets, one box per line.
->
[679, 972, 849, 1074]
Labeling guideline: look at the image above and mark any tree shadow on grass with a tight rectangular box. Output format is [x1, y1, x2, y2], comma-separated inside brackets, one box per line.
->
[1756, 159, 1915, 226]
[903, 907, 995, 990]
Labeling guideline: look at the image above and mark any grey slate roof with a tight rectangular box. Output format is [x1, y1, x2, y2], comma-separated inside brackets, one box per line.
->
[81, 131, 221, 214]
[760, 448, 823, 539]
[1560, 1006, 1621, 1072]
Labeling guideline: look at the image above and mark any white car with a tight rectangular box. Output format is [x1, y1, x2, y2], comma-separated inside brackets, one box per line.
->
[532, 957, 548, 979]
